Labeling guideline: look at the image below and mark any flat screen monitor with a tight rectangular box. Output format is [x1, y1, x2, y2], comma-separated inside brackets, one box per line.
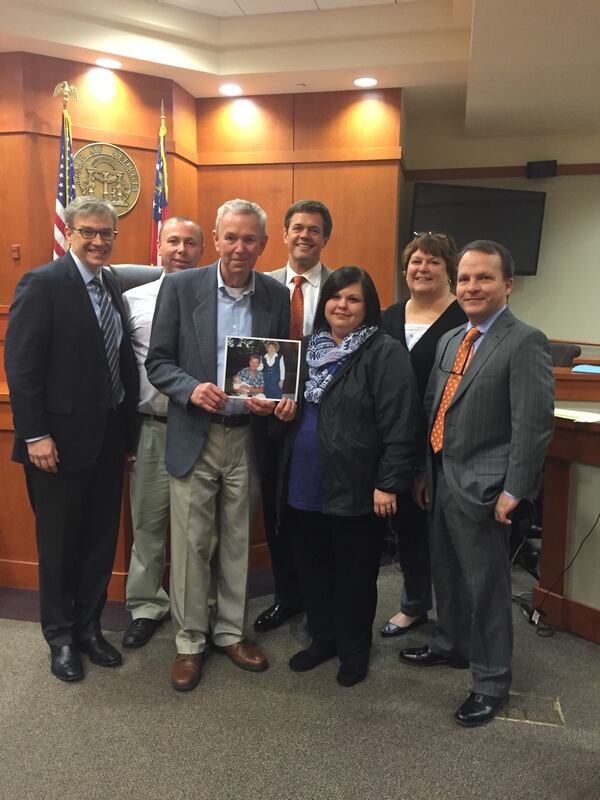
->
[410, 182, 546, 276]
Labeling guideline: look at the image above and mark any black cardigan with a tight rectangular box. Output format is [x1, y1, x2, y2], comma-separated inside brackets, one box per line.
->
[382, 299, 467, 400]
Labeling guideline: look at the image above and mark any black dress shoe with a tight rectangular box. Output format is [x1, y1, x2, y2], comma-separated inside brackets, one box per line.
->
[399, 645, 469, 669]
[254, 602, 303, 633]
[77, 634, 122, 667]
[455, 692, 508, 727]
[381, 614, 428, 637]
[50, 645, 84, 682]
[336, 664, 367, 687]
[122, 616, 167, 648]
[289, 645, 336, 672]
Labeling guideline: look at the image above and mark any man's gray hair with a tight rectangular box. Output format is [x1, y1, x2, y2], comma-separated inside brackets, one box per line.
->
[215, 198, 267, 238]
[65, 196, 118, 229]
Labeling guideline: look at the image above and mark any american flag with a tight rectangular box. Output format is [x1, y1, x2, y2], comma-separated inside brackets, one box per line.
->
[53, 109, 76, 259]
[150, 105, 169, 266]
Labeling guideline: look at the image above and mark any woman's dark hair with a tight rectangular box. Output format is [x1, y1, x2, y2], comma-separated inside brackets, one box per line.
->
[402, 232, 458, 283]
[313, 266, 382, 333]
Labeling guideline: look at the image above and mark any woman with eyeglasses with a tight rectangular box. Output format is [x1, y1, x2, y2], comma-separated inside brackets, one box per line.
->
[380, 232, 467, 638]
[277, 266, 421, 687]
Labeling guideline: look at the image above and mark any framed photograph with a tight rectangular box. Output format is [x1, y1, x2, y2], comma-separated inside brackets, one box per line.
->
[222, 336, 301, 402]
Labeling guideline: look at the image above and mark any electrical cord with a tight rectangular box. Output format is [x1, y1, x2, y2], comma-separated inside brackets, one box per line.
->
[529, 508, 600, 636]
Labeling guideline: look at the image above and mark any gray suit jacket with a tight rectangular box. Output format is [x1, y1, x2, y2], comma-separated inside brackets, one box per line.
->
[146, 262, 290, 478]
[424, 308, 555, 522]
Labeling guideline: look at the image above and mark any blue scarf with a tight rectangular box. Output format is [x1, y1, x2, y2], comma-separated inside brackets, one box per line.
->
[304, 324, 378, 404]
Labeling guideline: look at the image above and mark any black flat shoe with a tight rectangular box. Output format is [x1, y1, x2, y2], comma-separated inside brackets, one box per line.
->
[50, 644, 84, 682]
[455, 692, 508, 727]
[122, 616, 167, 648]
[399, 645, 469, 669]
[254, 602, 303, 633]
[381, 614, 428, 637]
[77, 634, 122, 667]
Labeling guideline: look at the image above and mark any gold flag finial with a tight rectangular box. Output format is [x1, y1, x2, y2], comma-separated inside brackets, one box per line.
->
[160, 98, 165, 122]
[53, 81, 78, 110]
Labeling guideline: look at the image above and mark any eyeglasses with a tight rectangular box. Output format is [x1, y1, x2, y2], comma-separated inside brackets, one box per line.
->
[71, 227, 118, 241]
[438, 332, 475, 376]
[413, 231, 449, 241]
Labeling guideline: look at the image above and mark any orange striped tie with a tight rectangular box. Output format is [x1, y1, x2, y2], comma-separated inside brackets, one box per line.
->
[290, 275, 305, 339]
[430, 327, 481, 454]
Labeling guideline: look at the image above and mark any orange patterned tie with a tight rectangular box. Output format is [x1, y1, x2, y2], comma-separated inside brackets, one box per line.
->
[290, 275, 305, 339]
[430, 327, 482, 454]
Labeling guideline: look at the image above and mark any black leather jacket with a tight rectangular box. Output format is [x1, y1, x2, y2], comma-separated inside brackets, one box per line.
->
[277, 330, 423, 518]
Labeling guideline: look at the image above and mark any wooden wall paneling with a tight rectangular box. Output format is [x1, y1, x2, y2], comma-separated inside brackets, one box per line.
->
[171, 83, 198, 161]
[197, 95, 294, 158]
[0, 53, 25, 132]
[0, 414, 38, 591]
[21, 53, 173, 142]
[170, 156, 200, 225]
[197, 165, 293, 269]
[0, 136, 28, 304]
[293, 161, 400, 307]
[294, 89, 401, 153]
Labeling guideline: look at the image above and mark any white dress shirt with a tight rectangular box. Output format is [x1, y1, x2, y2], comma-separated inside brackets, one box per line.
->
[123, 274, 169, 416]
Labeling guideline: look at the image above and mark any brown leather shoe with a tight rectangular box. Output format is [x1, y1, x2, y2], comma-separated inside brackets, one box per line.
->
[213, 639, 268, 672]
[170, 653, 203, 691]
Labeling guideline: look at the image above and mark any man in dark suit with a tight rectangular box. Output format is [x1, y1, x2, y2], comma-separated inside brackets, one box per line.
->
[146, 198, 292, 692]
[254, 199, 334, 633]
[400, 240, 554, 727]
[4, 196, 139, 682]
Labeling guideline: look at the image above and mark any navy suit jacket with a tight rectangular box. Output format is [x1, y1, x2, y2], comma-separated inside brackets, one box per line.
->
[4, 253, 139, 470]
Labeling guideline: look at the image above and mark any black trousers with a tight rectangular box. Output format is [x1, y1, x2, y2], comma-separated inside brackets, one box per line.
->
[390, 491, 432, 617]
[261, 452, 303, 609]
[25, 409, 126, 647]
[287, 506, 385, 668]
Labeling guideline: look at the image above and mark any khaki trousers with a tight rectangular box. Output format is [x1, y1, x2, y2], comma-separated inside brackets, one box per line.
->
[169, 423, 257, 654]
[125, 416, 170, 620]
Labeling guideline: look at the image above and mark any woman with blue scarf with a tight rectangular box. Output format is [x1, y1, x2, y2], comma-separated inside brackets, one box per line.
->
[278, 266, 422, 687]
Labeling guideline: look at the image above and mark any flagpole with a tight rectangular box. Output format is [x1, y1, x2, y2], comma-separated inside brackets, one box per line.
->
[52, 81, 78, 260]
[150, 99, 169, 266]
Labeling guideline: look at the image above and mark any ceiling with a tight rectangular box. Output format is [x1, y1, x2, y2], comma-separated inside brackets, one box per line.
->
[0, 0, 598, 137]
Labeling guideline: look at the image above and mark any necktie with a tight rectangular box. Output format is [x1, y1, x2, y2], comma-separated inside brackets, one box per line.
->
[430, 327, 481, 454]
[91, 276, 121, 408]
[290, 275, 305, 339]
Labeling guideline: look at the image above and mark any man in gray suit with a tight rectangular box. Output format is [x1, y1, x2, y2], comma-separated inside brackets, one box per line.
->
[146, 199, 291, 692]
[400, 240, 554, 727]
[254, 199, 333, 633]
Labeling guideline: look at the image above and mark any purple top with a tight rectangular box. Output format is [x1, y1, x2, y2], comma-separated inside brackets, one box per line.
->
[287, 401, 323, 512]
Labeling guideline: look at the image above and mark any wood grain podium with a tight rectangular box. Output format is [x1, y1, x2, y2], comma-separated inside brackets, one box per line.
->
[532, 370, 600, 644]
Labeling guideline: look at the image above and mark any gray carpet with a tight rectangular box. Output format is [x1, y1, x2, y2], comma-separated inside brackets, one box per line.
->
[1, 566, 598, 800]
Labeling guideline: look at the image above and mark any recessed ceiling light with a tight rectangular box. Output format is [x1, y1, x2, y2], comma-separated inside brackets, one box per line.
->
[219, 83, 243, 97]
[354, 77, 378, 88]
[96, 57, 122, 70]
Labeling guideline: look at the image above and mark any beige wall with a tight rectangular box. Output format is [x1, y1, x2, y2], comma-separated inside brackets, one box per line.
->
[401, 114, 600, 341]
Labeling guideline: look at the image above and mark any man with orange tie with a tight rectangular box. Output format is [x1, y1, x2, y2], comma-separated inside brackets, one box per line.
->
[254, 200, 333, 632]
[400, 240, 554, 727]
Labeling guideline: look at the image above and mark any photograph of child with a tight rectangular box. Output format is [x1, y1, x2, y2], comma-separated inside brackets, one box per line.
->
[224, 336, 301, 402]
